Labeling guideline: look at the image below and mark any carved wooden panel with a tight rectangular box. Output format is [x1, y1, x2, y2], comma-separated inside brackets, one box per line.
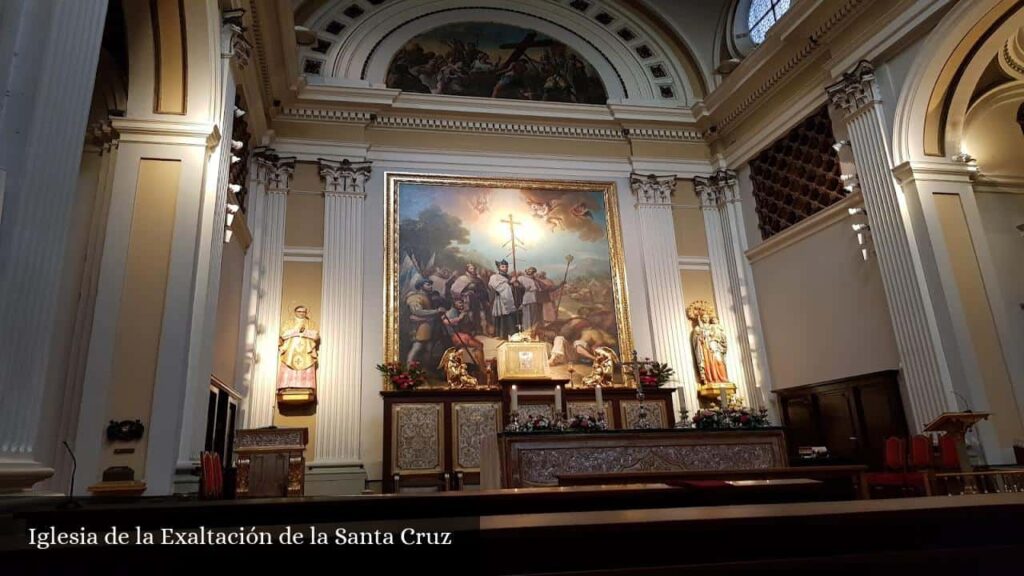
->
[452, 402, 501, 471]
[620, 400, 668, 429]
[501, 430, 788, 487]
[391, 403, 444, 474]
[567, 401, 613, 427]
[519, 402, 555, 420]
[748, 106, 846, 239]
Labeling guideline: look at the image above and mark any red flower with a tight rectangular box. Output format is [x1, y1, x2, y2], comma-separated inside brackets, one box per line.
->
[740, 415, 750, 424]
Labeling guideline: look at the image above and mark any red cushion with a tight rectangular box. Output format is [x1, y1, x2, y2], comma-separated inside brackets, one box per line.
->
[885, 437, 907, 470]
[910, 435, 932, 468]
[939, 435, 960, 469]
[865, 472, 909, 486]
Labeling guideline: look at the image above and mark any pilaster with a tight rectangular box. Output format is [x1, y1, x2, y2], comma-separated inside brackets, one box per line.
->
[0, 0, 107, 492]
[630, 173, 699, 415]
[315, 159, 372, 469]
[693, 171, 763, 409]
[244, 154, 293, 428]
[827, 61, 958, 432]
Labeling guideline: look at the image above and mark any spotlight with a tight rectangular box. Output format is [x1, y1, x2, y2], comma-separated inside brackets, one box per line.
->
[226, 213, 235, 227]
[228, 184, 242, 194]
[231, 140, 244, 151]
[851, 223, 869, 232]
[231, 155, 242, 164]
[857, 232, 866, 245]
[848, 207, 866, 215]
[832, 140, 849, 152]
[840, 174, 855, 182]
[224, 228, 234, 243]
[862, 248, 871, 261]
[227, 202, 240, 214]
[234, 107, 246, 118]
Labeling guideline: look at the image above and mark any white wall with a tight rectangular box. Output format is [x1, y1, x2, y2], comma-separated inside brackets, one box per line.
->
[975, 192, 1024, 346]
[749, 205, 900, 389]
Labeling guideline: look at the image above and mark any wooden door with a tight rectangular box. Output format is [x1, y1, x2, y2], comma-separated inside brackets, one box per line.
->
[816, 389, 860, 462]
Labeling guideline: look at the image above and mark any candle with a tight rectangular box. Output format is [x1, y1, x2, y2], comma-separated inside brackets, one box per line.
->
[595, 385, 604, 419]
[510, 384, 518, 413]
[554, 385, 562, 414]
[676, 386, 686, 411]
[719, 385, 729, 408]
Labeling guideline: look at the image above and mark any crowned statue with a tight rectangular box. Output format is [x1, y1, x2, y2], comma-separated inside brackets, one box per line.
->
[685, 300, 736, 405]
[277, 305, 320, 404]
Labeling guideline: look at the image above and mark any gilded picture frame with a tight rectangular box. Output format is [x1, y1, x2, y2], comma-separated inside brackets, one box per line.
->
[384, 172, 633, 389]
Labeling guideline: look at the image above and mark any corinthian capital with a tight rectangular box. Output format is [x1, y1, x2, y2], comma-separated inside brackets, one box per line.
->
[320, 159, 372, 197]
[826, 60, 880, 114]
[221, 11, 252, 69]
[630, 173, 676, 205]
[254, 149, 295, 194]
[694, 169, 738, 208]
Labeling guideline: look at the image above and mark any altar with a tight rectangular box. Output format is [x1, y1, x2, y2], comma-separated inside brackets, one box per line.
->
[481, 428, 788, 489]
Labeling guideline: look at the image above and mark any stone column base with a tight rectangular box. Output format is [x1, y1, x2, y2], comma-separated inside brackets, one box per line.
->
[305, 464, 367, 496]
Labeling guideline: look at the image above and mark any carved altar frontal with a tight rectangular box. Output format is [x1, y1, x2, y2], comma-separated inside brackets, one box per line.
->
[499, 428, 787, 488]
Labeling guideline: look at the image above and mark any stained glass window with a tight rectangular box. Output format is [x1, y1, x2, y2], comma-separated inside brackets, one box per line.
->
[748, 0, 791, 44]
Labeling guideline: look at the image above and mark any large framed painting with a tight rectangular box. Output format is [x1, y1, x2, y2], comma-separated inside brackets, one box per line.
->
[385, 173, 633, 388]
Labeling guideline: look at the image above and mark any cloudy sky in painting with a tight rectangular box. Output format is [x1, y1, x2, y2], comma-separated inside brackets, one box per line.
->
[399, 183, 611, 278]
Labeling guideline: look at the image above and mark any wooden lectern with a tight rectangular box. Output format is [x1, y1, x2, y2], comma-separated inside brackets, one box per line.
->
[234, 427, 308, 498]
[924, 412, 989, 472]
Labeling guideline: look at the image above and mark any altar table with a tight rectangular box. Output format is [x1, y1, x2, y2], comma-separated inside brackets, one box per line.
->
[482, 428, 788, 489]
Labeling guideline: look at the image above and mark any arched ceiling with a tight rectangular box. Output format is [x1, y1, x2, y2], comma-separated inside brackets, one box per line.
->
[292, 0, 725, 106]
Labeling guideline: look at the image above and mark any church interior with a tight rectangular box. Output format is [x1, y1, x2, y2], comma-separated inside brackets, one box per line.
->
[2, 0, 1024, 571]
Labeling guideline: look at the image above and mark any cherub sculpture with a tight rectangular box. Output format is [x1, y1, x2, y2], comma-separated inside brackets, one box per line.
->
[581, 346, 618, 388]
[439, 347, 479, 389]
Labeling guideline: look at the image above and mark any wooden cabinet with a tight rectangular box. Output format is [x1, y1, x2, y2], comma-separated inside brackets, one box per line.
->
[774, 370, 907, 469]
[382, 390, 503, 493]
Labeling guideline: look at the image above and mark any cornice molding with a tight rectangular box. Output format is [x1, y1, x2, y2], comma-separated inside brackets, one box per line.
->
[374, 115, 625, 140]
[110, 118, 218, 146]
[703, 0, 868, 139]
[746, 192, 863, 264]
[276, 104, 703, 142]
[279, 107, 373, 124]
[891, 160, 975, 185]
[972, 174, 1024, 194]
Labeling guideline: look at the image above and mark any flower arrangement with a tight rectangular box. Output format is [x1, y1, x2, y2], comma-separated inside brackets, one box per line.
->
[692, 404, 770, 429]
[376, 361, 427, 390]
[505, 412, 607, 433]
[638, 360, 675, 387]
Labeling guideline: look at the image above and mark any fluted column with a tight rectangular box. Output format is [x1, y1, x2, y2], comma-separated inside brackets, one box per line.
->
[0, 0, 108, 491]
[316, 159, 372, 465]
[245, 155, 293, 428]
[693, 173, 758, 407]
[719, 173, 773, 409]
[630, 174, 699, 414]
[827, 61, 957, 430]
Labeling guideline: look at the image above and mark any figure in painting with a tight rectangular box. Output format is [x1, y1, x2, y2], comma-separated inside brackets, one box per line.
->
[278, 305, 320, 396]
[447, 263, 489, 335]
[406, 279, 445, 365]
[686, 300, 731, 385]
[438, 347, 479, 389]
[489, 259, 520, 339]
[385, 22, 608, 104]
[442, 297, 485, 368]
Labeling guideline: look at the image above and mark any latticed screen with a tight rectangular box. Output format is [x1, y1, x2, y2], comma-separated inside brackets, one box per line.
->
[748, 106, 846, 239]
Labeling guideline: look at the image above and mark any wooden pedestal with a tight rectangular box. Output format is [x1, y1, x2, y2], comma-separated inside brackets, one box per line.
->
[234, 427, 307, 498]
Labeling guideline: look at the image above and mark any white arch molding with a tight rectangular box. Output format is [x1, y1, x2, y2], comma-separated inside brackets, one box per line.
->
[301, 0, 701, 105]
[891, 0, 1023, 164]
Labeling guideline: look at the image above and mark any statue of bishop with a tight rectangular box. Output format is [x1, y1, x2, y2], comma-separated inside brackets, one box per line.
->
[278, 305, 320, 397]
